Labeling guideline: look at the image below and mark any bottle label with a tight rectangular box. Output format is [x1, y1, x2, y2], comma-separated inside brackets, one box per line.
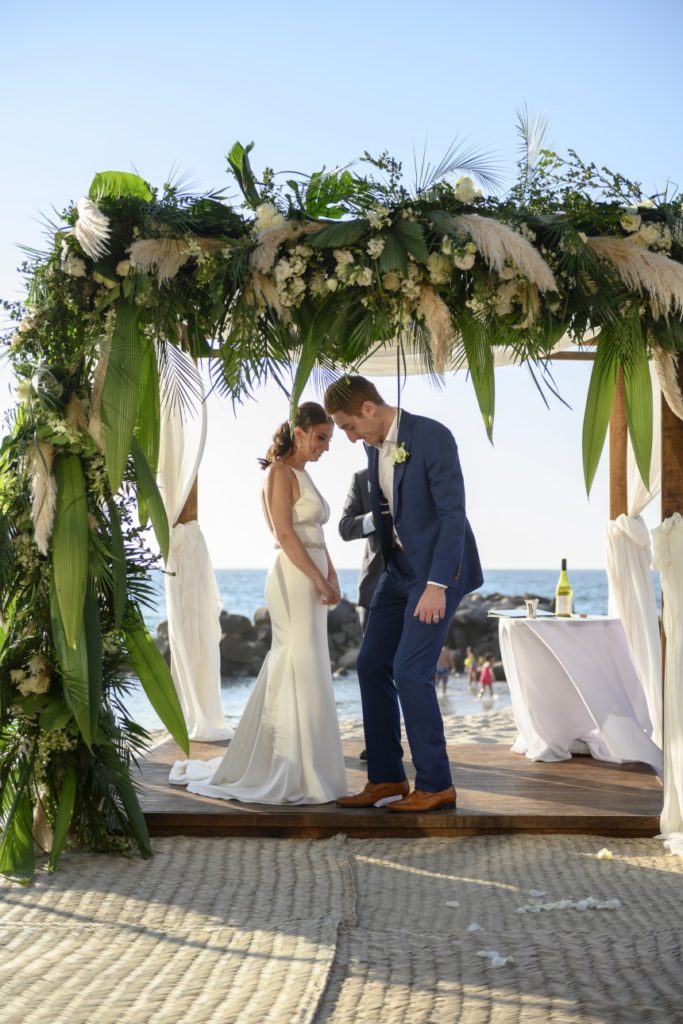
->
[555, 595, 572, 616]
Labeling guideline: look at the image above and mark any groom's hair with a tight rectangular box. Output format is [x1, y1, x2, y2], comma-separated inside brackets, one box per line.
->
[324, 375, 385, 415]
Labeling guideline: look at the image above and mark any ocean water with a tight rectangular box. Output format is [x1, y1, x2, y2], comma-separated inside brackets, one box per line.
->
[143, 566, 659, 633]
[128, 566, 661, 733]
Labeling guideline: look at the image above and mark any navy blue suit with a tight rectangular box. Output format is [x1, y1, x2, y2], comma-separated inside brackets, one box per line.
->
[357, 410, 483, 792]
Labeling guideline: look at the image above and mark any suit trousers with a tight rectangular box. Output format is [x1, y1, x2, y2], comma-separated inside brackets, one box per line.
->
[356, 547, 459, 792]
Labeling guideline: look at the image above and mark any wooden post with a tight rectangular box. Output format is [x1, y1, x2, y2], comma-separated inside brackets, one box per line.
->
[661, 359, 683, 520]
[609, 368, 628, 520]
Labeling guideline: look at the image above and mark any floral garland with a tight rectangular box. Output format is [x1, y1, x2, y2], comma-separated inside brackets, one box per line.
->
[1, 140, 682, 880]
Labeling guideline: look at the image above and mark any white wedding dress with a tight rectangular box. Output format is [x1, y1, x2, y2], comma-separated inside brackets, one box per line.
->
[169, 468, 348, 804]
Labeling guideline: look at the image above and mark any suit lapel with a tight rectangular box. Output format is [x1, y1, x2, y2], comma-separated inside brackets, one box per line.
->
[393, 410, 415, 523]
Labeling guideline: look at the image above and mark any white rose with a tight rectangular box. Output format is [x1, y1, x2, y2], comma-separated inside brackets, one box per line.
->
[638, 198, 654, 209]
[92, 271, 117, 289]
[453, 252, 476, 271]
[334, 249, 354, 267]
[427, 253, 452, 285]
[61, 252, 87, 277]
[453, 176, 482, 203]
[382, 272, 401, 292]
[636, 223, 663, 247]
[620, 212, 641, 233]
[254, 203, 285, 231]
[356, 267, 374, 287]
[116, 259, 131, 277]
[326, 278, 339, 292]
[274, 259, 293, 284]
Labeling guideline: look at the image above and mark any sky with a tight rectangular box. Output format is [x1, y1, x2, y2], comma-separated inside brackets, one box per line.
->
[1, 0, 680, 570]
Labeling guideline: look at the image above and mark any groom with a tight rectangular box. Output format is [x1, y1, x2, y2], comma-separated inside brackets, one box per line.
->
[324, 376, 483, 812]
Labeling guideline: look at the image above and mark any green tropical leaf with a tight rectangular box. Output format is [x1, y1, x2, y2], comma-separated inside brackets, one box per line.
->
[458, 313, 496, 440]
[290, 328, 322, 421]
[227, 141, 261, 209]
[84, 586, 102, 740]
[99, 744, 152, 857]
[107, 499, 127, 629]
[50, 580, 92, 748]
[427, 210, 464, 238]
[378, 231, 408, 274]
[582, 336, 619, 495]
[125, 609, 189, 754]
[307, 219, 369, 248]
[101, 295, 142, 494]
[623, 346, 653, 490]
[0, 763, 34, 883]
[47, 765, 77, 873]
[53, 454, 88, 649]
[136, 337, 160, 473]
[130, 437, 169, 561]
[392, 219, 429, 265]
[88, 170, 153, 203]
[135, 338, 160, 528]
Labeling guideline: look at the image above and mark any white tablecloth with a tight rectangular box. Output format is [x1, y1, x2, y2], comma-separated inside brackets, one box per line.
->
[498, 616, 662, 773]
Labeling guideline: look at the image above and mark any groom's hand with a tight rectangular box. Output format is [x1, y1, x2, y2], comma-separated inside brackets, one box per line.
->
[414, 584, 446, 624]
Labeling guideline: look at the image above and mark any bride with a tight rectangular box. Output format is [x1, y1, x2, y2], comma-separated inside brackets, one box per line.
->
[170, 402, 348, 804]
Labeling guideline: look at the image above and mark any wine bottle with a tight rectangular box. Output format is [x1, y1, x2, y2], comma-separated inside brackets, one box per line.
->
[555, 558, 573, 617]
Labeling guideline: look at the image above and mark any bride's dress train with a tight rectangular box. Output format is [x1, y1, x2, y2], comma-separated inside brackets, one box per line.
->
[169, 468, 347, 804]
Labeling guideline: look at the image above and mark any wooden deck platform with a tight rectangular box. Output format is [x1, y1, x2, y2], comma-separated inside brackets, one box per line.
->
[138, 737, 662, 839]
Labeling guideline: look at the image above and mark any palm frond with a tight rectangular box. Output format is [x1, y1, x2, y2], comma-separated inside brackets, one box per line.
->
[515, 104, 550, 191]
[414, 136, 506, 195]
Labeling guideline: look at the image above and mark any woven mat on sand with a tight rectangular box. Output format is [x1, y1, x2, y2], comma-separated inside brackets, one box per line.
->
[1, 834, 682, 1023]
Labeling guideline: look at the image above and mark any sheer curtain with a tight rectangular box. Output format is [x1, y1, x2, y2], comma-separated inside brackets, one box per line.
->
[654, 513, 683, 854]
[606, 364, 662, 747]
[157, 353, 232, 741]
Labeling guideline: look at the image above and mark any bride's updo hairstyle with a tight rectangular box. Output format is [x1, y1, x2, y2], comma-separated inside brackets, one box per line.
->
[258, 401, 332, 469]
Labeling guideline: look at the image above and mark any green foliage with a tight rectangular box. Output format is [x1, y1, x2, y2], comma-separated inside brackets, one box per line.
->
[227, 141, 261, 209]
[101, 296, 142, 494]
[582, 334, 620, 495]
[124, 609, 189, 755]
[52, 454, 89, 649]
[89, 171, 153, 203]
[130, 437, 169, 561]
[48, 764, 77, 872]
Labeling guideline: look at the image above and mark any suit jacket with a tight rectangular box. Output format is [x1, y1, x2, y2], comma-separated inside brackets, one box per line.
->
[338, 468, 384, 608]
[366, 410, 483, 595]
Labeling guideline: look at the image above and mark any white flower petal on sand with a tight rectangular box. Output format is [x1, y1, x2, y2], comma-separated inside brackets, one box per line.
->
[74, 197, 111, 260]
[596, 847, 614, 860]
[476, 950, 513, 967]
[528, 889, 546, 897]
[466, 922, 483, 933]
[445, 900, 460, 908]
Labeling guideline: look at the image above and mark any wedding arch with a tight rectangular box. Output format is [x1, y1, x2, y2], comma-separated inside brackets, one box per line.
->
[1, 137, 682, 880]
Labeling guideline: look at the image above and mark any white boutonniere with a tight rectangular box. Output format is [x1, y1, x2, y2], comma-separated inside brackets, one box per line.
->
[392, 442, 409, 465]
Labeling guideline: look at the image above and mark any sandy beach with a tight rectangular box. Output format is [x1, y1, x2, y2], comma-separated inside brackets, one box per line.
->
[2, 708, 680, 1024]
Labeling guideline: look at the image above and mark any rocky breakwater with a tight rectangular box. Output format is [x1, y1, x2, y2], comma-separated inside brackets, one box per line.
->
[155, 591, 552, 680]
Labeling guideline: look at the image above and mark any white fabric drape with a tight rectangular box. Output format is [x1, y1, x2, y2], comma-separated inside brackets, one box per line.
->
[157, 354, 232, 741]
[653, 513, 683, 854]
[606, 516, 662, 748]
[606, 363, 663, 747]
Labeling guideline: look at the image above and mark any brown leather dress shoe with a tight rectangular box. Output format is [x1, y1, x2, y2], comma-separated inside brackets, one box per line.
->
[336, 780, 410, 808]
[387, 786, 457, 813]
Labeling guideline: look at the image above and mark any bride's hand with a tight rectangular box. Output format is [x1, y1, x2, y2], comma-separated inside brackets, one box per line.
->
[318, 578, 340, 607]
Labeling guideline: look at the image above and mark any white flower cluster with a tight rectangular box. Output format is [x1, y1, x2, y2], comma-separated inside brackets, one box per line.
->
[453, 176, 483, 204]
[366, 236, 385, 259]
[273, 244, 313, 307]
[11, 532, 40, 574]
[254, 202, 285, 232]
[10, 655, 52, 697]
[620, 210, 672, 251]
[60, 240, 87, 278]
[366, 205, 391, 231]
[441, 236, 477, 270]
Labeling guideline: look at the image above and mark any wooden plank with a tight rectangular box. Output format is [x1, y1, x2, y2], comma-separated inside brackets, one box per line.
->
[138, 737, 661, 839]
[661, 357, 683, 520]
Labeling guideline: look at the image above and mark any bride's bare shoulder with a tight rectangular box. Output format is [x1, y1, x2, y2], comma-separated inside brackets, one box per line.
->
[263, 462, 298, 502]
